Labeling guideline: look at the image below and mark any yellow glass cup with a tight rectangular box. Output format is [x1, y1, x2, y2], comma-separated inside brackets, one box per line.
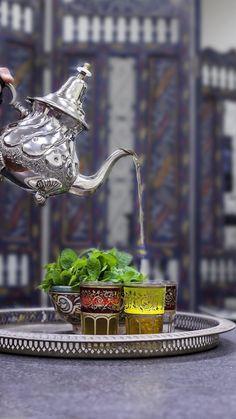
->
[124, 282, 166, 334]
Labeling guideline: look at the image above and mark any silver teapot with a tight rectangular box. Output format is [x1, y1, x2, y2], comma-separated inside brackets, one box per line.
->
[0, 63, 134, 205]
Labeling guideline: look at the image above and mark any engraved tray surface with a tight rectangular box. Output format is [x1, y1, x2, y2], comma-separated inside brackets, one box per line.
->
[0, 308, 234, 358]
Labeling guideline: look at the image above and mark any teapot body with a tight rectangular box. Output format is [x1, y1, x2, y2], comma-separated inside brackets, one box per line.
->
[0, 100, 83, 204]
[0, 62, 135, 205]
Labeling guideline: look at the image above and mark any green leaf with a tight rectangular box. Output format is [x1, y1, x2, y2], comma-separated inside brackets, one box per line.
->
[101, 253, 117, 269]
[87, 256, 101, 280]
[69, 274, 81, 288]
[79, 274, 89, 283]
[59, 248, 78, 269]
[100, 263, 108, 273]
[79, 248, 98, 258]
[113, 249, 133, 267]
[70, 258, 87, 274]
[43, 262, 58, 272]
[70, 284, 80, 290]
[38, 275, 54, 292]
[58, 270, 72, 285]
[104, 266, 146, 285]
[50, 270, 61, 285]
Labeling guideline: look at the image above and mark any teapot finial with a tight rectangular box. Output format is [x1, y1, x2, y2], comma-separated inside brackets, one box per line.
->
[77, 62, 92, 79]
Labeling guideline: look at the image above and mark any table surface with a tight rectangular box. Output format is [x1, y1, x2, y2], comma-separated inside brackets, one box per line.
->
[0, 329, 235, 419]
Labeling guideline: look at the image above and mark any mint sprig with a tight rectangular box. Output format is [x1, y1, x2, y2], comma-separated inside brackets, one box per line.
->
[39, 247, 146, 292]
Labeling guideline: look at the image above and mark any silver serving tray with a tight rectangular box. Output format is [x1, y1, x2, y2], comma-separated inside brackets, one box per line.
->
[0, 308, 234, 358]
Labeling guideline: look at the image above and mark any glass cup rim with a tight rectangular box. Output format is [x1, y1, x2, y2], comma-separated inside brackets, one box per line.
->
[50, 285, 80, 293]
[165, 282, 177, 288]
[123, 281, 165, 289]
[80, 282, 122, 289]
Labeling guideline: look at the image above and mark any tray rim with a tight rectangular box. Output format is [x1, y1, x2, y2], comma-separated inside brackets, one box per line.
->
[0, 308, 234, 343]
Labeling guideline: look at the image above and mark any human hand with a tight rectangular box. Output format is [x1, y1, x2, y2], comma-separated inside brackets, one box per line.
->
[0, 67, 14, 83]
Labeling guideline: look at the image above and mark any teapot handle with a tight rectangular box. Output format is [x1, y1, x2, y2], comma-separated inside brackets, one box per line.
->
[0, 78, 29, 117]
[0, 77, 17, 105]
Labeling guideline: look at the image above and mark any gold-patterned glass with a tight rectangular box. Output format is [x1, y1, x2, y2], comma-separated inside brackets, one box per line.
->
[164, 282, 177, 332]
[80, 283, 122, 335]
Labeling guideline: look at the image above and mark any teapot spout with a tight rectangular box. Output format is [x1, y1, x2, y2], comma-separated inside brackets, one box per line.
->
[69, 148, 135, 196]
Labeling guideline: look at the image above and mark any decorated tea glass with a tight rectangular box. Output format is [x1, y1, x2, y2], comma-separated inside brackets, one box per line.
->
[49, 286, 81, 333]
[80, 283, 122, 335]
[123, 282, 166, 334]
[163, 282, 177, 332]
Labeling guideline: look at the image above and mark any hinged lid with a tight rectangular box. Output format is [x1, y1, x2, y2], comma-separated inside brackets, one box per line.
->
[28, 63, 91, 129]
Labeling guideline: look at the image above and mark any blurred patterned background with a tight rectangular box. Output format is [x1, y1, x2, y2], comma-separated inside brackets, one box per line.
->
[0, 0, 236, 318]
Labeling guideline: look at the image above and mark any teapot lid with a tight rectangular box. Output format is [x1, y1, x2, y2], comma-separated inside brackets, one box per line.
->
[28, 63, 91, 129]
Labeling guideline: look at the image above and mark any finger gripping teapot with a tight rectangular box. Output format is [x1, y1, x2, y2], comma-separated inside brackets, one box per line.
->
[0, 63, 134, 205]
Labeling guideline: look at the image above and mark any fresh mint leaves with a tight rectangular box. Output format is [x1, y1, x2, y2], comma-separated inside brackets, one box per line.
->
[39, 248, 145, 291]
